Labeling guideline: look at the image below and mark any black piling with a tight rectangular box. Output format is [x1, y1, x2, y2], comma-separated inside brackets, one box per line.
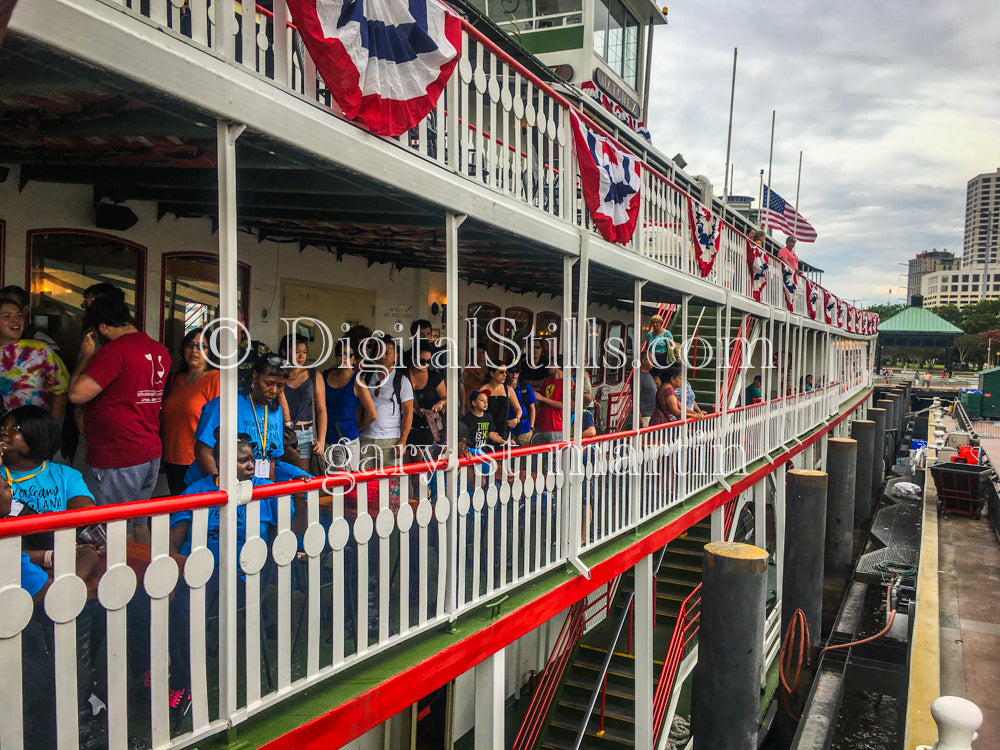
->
[850, 419, 875, 529]
[693, 542, 769, 750]
[783, 469, 828, 647]
[869, 406, 888, 501]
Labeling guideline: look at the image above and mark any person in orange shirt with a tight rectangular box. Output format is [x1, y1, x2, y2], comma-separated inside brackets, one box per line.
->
[160, 328, 220, 495]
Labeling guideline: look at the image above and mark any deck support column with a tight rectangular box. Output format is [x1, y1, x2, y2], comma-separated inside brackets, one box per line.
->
[825, 438, 856, 581]
[692, 542, 768, 750]
[783, 470, 827, 646]
[630, 280, 646, 526]
[869, 407, 888, 504]
[474, 649, 505, 749]
[850, 419, 875, 530]
[444, 212, 465, 616]
[635, 552, 654, 750]
[216, 118, 245, 720]
[571, 235, 589, 564]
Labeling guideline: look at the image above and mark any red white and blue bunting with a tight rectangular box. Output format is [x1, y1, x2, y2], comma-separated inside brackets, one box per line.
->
[284, 0, 461, 137]
[837, 298, 847, 329]
[570, 112, 642, 244]
[747, 242, 769, 302]
[579, 81, 651, 141]
[782, 263, 798, 312]
[687, 198, 723, 277]
[805, 278, 820, 320]
[824, 291, 836, 325]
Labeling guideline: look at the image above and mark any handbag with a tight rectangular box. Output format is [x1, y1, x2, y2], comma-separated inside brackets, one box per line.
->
[424, 408, 444, 444]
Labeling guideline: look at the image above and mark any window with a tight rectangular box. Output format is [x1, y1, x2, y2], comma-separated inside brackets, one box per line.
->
[593, 0, 640, 88]
[466, 302, 503, 362]
[586, 318, 607, 386]
[536, 311, 561, 361]
[962, 285, 969, 292]
[28, 230, 145, 359]
[605, 320, 627, 385]
[963, 274, 970, 282]
[471, 0, 582, 30]
[504, 307, 534, 362]
[162, 254, 250, 357]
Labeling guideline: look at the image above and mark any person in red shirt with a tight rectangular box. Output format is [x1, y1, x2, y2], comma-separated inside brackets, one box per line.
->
[68, 296, 170, 543]
[531, 358, 566, 445]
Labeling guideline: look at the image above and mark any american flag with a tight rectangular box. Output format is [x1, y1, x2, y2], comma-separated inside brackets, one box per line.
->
[761, 185, 817, 242]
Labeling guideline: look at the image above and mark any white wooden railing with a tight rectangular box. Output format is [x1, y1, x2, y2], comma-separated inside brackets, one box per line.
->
[0, 374, 873, 750]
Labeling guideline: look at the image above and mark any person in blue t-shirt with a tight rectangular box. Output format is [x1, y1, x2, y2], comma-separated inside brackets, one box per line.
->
[163, 434, 306, 706]
[0, 477, 53, 600]
[508, 367, 536, 447]
[0, 405, 94, 518]
[184, 355, 311, 487]
[170, 434, 306, 563]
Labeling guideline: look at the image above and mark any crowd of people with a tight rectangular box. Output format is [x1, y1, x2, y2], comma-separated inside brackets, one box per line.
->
[0, 282, 734, 742]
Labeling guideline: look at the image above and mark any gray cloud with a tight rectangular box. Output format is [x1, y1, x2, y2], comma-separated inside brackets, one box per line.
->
[645, 0, 1000, 303]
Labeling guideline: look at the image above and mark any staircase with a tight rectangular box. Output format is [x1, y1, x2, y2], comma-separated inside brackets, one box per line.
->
[536, 521, 711, 749]
[669, 306, 747, 412]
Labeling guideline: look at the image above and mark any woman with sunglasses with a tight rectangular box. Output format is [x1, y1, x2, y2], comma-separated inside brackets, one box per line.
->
[404, 342, 447, 458]
[185, 355, 309, 486]
[315, 338, 376, 472]
[160, 327, 220, 495]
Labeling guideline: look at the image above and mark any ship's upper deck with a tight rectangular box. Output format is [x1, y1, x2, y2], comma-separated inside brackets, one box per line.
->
[0, 3, 879, 749]
[3, 0, 846, 326]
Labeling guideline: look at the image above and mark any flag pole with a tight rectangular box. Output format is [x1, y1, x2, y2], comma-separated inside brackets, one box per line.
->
[764, 110, 775, 236]
[793, 150, 802, 239]
[722, 47, 737, 204]
[758, 169, 764, 228]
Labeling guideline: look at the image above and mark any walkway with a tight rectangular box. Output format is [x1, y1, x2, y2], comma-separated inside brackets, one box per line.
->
[937, 434, 1000, 749]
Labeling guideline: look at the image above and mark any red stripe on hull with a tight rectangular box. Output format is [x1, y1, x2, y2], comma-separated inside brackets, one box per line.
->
[261, 388, 872, 750]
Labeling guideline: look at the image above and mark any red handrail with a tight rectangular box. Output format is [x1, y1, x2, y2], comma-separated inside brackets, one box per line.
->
[651, 584, 702, 735]
[0, 490, 227, 540]
[511, 599, 586, 750]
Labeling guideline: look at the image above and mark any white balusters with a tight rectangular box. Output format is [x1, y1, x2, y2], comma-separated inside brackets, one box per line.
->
[0, 536, 29, 750]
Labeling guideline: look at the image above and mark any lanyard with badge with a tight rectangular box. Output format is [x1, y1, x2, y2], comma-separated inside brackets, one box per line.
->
[3, 461, 48, 515]
[250, 401, 272, 479]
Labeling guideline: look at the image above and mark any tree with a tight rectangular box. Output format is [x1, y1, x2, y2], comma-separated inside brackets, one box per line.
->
[959, 299, 1000, 335]
[931, 304, 964, 329]
[954, 334, 983, 366]
[864, 303, 905, 321]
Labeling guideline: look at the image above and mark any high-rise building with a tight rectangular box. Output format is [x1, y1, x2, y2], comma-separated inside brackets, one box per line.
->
[963, 168, 1000, 267]
[908, 249, 955, 304]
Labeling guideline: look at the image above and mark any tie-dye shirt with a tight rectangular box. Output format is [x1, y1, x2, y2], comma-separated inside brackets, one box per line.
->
[0, 339, 70, 412]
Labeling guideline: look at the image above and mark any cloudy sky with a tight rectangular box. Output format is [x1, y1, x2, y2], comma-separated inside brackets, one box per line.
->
[645, 0, 1000, 306]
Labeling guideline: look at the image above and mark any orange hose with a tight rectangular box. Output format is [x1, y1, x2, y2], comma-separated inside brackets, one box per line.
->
[779, 608, 811, 721]
[819, 588, 896, 659]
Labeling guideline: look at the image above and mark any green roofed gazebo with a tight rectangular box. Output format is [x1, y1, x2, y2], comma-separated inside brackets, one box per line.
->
[876, 306, 963, 371]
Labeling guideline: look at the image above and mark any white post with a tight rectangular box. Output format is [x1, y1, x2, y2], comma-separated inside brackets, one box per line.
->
[445, 212, 465, 616]
[216, 118, 245, 720]
[915, 696, 983, 750]
[561, 255, 575, 560]
[572, 235, 590, 559]
[754, 480, 767, 549]
[711, 505, 725, 542]
[474, 650, 505, 750]
[631, 280, 646, 525]
[634, 553, 654, 750]
[774, 462, 786, 603]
